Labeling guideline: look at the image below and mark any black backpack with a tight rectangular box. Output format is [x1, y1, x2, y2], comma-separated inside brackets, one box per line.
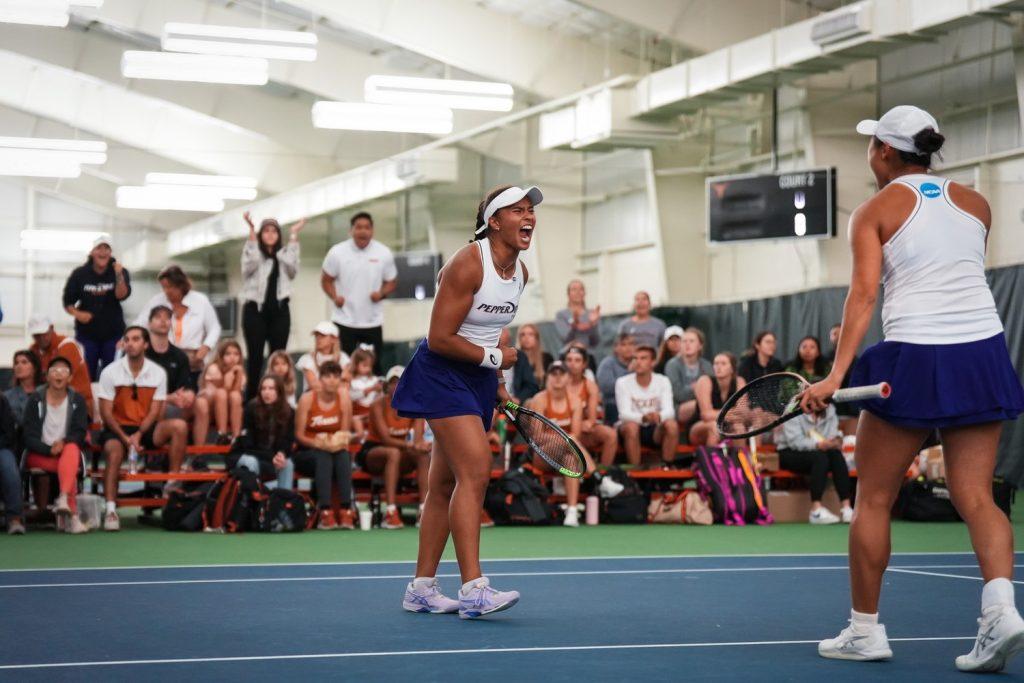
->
[256, 489, 308, 533]
[203, 467, 267, 533]
[162, 482, 216, 531]
[485, 469, 552, 525]
[895, 477, 961, 522]
[600, 466, 647, 524]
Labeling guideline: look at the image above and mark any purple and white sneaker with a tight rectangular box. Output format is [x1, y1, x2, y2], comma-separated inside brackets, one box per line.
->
[402, 578, 460, 614]
[458, 576, 520, 619]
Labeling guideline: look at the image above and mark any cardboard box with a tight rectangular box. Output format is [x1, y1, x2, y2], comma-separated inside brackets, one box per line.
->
[767, 486, 842, 523]
[757, 451, 780, 472]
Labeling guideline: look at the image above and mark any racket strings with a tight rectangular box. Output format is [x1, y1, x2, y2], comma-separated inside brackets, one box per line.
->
[719, 376, 804, 437]
[516, 410, 582, 474]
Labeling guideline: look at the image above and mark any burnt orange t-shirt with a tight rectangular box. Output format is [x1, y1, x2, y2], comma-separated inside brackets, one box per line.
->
[367, 397, 413, 443]
[97, 356, 167, 427]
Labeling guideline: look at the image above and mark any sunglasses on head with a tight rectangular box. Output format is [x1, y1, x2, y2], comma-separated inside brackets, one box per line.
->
[131, 383, 138, 401]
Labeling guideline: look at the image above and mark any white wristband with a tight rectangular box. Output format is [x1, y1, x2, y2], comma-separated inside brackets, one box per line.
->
[479, 346, 501, 369]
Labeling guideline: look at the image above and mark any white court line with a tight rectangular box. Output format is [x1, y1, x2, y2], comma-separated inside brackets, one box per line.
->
[0, 636, 975, 670]
[0, 551, 997, 574]
[1, 564, 1014, 590]
[888, 567, 1024, 586]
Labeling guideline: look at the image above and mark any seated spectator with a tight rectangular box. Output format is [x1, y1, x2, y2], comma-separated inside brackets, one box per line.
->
[655, 325, 683, 374]
[196, 340, 246, 445]
[97, 326, 188, 532]
[295, 321, 350, 394]
[229, 375, 295, 490]
[512, 323, 552, 403]
[0, 391, 23, 535]
[738, 330, 784, 383]
[348, 348, 381, 439]
[775, 404, 853, 525]
[5, 349, 43, 427]
[689, 352, 746, 447]
[563, 347, 617, 466]
[554, 279, 601, 353]
[596, 333, 635, 424]
[28, 314, 94, 420]
[266, 350, 298, 408]
[22, 357, 90, 534]
[145, 306, 204, 440]
[357, 366, 430, 530]
[785, 335, 831, 383]
[615, 346, 679, 465]
[617, 291, 666, 350]
[527, 361, 593, 526]
[293, 360, 354, 530]
[665, 326, 713, 425]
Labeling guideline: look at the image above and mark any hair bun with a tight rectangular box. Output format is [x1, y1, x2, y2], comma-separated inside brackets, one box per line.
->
[914, 128, 945, 155]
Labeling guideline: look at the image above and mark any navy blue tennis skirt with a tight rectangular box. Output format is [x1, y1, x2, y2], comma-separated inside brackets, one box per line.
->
[850, 332, 1024, 429]
[392, 340, 498, 431]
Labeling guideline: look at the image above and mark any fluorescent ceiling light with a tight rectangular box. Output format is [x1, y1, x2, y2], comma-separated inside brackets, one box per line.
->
[70, 0, 103, 7]
[121, 51, 269, 85]
[365, 75, 514, 112]
[0, 136, 106, 177]
[116, 186, 225, 212]
[21, 229, 106, 252]
[0, 156, 81, 178]
[0, 0, 69, 27]
[312, 101, 453, 135]
[0, 136, 107, 153]
[143, 173, 258, 201]
[163, 22, 318, 61]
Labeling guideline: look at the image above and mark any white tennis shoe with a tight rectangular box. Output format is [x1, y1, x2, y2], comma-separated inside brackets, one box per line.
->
[818, 622, 893, 661]
[810, 507, 841, 525]
[955, 605, 1024, 672]
[402, 578, 460, 614]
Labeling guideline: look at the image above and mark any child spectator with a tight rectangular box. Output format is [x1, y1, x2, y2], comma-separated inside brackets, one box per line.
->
[196, 340, 246, 445]
[655, 325, 683, 374]
[665, 326, 713, 425]
[785, 335, 831, 383]
[28, 314, 94, 420]
[348, 347, 381, 439]
[0, 391, 23, 535]
[563, 347, 617, 466]
[689, 352, 746, 447]
[511, 323, 552, 403]
[5, 350, 43, 427]
[229, 375, 295, 490]
[737, 330, 784, 382]
[295, 322, 350, 394]
[775, 404, 853, 525]
[615, 346, 679, 465]
[596, 333, 635, 424]
[617, 291, 666, 350]
[145, 306, 204, 440]
[266, 350, 298, 408]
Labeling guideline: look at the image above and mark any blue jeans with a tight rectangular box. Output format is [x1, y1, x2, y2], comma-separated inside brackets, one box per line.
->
[0, 448, 23, 518]
[77, 335, 119, 381]
[236, 454, 294, 490]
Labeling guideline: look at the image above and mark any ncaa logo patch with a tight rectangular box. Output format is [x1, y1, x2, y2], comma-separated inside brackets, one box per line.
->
[920, 182, 941, 198]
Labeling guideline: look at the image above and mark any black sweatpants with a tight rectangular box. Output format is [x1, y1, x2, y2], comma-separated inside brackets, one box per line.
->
[778, 448, 852, 502]
[335, 323, 383, 375]
[243, 300, 290, 401]
[294, 449, 352, 508]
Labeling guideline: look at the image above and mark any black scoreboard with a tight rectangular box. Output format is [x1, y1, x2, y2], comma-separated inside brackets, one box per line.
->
[706, 167, 836, 244]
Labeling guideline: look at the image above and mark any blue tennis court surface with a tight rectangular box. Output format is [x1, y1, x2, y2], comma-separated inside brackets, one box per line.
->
[0, 552, 1020, 681]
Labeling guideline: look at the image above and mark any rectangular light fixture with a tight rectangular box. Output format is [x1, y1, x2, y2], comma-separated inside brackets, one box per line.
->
[0, 136, 106, 177]
[143, 173, 258, 201]
[20, 229, 105, 252]
[0, 0, 69, 27]
[312, 101, 453, 135]
[116, 186, 226, 212]
[121, 51, 269, 85]
[163, 22, 318, 62]
[365, 75, 513, 112]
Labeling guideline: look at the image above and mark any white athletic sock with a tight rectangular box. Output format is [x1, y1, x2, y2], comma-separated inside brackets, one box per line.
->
[851, 609, 879, 631]
[105, 501, 116, 514]
[982, 578, 1015, 611]
[461, 577, 486, 594]
[412, 576, 436, 591]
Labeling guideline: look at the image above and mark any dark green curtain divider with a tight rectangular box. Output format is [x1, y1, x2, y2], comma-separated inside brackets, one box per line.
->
[382, 263, 1024, 486]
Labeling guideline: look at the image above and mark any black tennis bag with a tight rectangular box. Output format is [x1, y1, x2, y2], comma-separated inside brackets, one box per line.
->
[256, 489, 308, 532]
[485, 469, 552, 525]
[601, 466, 647, 524]
[162, 482, 215, 531]
[895, 477, 961, 522]
[203, 467, 267, 532]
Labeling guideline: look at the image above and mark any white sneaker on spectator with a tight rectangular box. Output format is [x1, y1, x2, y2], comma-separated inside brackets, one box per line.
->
[841, 506, 854, 524]
[956, 605, 1024, 672]
[563, 507, 579, 527]
[67, 515, 88, 535]
[598, 476, 624, 498]
[103, 511, 120, 532]
[810, 507, 840, 525]
[7, 519, 25, 535]
[53, 494, 71, 516]
[819, 621, 892, 661]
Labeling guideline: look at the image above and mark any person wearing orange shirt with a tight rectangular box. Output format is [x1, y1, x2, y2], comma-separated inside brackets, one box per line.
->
[28, 314, 94, 420]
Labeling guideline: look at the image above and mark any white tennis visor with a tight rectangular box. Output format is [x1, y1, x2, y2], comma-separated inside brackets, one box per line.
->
[855, 105, 939, 154]
[474, 185, 543, 234]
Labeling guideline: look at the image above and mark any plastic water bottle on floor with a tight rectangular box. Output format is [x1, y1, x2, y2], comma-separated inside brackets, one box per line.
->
[128, 445, 139, 475]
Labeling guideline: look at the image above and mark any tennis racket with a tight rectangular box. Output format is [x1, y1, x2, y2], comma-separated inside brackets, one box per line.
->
[716, 372, 891, 440]
[499, 400, 587, 478]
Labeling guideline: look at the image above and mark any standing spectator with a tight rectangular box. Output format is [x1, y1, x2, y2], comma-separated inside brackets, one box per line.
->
[195, 340, 246, 445]
[241, 212, 304, 401]
[266, 350, 298, 408]
[229, 374, 295, 490]
[554, 280, 601, 353]
[5, 350, 43, 427]
[28, 314, 94, 420]
[665, 326, 713, 425]
[511, 323, 552, 403]
[320, 211, 397, 373]
[615, 346, 679, 465]
[97, 326, 188, 532]
[655, 325, 684, 374]
[295, 322, 350, 395]
[596, 332, 635, 424]
[617, 291, 665, 350]
[145, 306, 203, 435]
[737, 330, 784, 383]
[0, 391, 23, 535]
[785, 335, 831, 383]
[563, 347, 617, 466]
[135, 265, 221, 386]
[293, 360, 354, 530]
[22, 357, 90, 534]
[775, 404, 854, 525]
[689, 352, 746, 447]
[62, 234, 131, 380]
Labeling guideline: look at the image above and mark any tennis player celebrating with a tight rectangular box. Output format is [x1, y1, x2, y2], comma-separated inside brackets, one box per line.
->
[393, 184, 541, 619]
[803, 106, 1024, 670]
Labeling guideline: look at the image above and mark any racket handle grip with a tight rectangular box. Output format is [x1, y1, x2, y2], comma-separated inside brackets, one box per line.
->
[832, 382, 891, 403]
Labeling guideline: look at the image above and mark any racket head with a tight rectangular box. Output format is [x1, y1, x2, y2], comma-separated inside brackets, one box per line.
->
[501, 400, 586, 479]
[716, 372, 810, 440]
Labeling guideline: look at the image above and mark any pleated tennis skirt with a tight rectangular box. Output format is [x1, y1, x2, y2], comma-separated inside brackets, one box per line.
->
[850, 332, 1024, 429]
[392, 340, 498, 431]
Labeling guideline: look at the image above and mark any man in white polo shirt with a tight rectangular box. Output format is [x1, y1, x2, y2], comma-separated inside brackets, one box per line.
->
[320, 211, 397, 374]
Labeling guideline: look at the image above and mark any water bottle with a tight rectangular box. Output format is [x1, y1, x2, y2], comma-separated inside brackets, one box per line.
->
[585, 496, 600, 526]
[128, 445, 139, 475]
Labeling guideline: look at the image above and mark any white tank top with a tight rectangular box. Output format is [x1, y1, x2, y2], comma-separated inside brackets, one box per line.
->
[881, 174, 1002, 344]
[455, 240, 525, 347]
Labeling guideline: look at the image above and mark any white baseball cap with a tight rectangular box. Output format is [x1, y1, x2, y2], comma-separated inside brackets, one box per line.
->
[664, 325, 684, 341]
[856, 105, 939, 155]
[27, 313, 53, 335]
[312, 321, 338, 337]
[385, 365, 405, 382]
[92, 233, 113, 250]
[475, 185, 544, 234]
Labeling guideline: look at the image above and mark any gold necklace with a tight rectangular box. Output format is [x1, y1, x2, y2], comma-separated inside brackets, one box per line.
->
[490, 243, 516, 278]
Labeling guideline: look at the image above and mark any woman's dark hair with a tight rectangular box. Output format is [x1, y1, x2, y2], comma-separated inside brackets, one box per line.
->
[715, 351, 738, 375]
[318, 360, 343, 377]
[748, 330, 775, 356]
[789, 335, 829, 378]
[876, 128, 945, 168]
[473, 184, 514, 242]
[251, 374, 293, 449]
[258, 219, 282, 258]
[561, 345, 590, 368]
[157, 264, 192, 296]
[12, 349, 43, 388]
